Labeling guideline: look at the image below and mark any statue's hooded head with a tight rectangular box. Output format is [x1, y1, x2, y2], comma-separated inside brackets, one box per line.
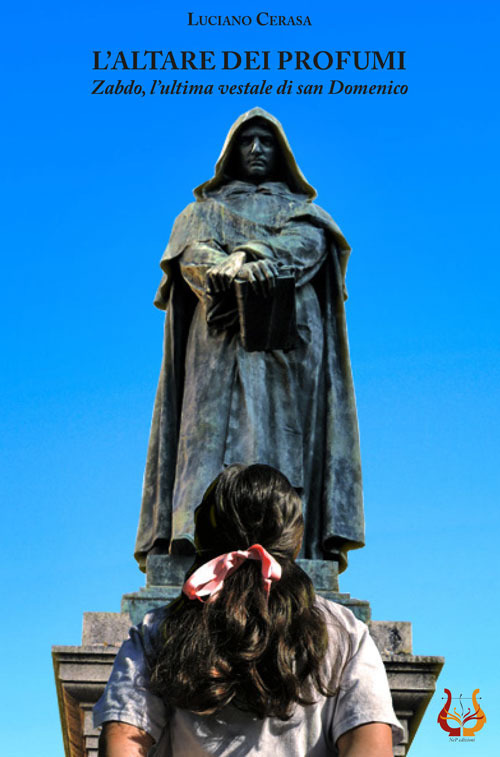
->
[194, 108, 317, 201]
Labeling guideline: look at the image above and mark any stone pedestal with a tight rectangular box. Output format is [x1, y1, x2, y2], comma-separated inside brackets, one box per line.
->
[53, 558, 443, 756]
[121, 555, 371, 625]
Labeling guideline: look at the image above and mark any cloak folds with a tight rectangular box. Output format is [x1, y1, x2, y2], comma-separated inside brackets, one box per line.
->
[135, 108, 364, 573]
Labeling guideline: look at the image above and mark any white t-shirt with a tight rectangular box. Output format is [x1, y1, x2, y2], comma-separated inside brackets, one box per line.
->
[93, 596, 403, 755]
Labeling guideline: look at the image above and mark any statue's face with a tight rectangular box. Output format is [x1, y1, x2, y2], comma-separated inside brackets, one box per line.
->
[236, 122, 276, 181]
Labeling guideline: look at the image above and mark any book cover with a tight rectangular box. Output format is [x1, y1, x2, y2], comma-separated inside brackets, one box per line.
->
[2, 1, 498, 755]
[235, 273, 298, 351]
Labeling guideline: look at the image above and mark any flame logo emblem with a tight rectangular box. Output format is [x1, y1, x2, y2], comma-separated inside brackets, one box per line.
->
[438, 689, 486, 736]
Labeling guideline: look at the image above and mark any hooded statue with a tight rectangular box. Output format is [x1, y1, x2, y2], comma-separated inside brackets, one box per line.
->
[135, 108, 364, 573]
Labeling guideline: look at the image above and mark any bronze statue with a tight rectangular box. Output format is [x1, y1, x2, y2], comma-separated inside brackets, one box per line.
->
[135, 108, 364, 573]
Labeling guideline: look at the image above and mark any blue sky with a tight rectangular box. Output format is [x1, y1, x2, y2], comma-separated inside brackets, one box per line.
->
[1, 1, 499, 754]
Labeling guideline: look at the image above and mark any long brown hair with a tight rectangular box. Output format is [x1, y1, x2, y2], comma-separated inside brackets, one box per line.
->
[150, 464, 340, 720]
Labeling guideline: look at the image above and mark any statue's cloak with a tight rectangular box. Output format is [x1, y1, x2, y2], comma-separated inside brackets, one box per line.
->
[135, 108, 364, 573]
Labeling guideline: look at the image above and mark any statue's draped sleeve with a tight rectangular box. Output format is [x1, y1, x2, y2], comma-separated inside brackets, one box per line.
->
[153, 202, 226, 310]
[180, 242, 244, 332]
[153, 197, 338, 312]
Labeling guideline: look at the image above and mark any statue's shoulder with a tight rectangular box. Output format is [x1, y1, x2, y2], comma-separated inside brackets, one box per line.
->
[295, 200, 336, 230]
[289, 200, 350, 252]
[162, 197, 224, 264]
[171, 199, 202, 225]
[174, 196, 223, 225]
[307, 202, 336, 226]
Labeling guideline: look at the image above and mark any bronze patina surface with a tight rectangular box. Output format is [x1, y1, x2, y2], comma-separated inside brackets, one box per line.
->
[135, 108, 364, 572]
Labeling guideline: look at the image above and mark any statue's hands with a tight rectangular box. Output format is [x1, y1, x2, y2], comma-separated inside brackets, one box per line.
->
[207, 252, 246, 294]
[236, 260, 280, 297]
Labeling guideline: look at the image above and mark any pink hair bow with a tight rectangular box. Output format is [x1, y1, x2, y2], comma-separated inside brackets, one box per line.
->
[182, 544, 282, 602]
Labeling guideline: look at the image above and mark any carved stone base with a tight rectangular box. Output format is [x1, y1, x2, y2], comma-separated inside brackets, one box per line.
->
[53, 558, 444, 756]
[121, 555, 371, 624]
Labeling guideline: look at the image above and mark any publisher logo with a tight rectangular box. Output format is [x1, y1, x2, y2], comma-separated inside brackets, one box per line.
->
[437, 689, 486, 738]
